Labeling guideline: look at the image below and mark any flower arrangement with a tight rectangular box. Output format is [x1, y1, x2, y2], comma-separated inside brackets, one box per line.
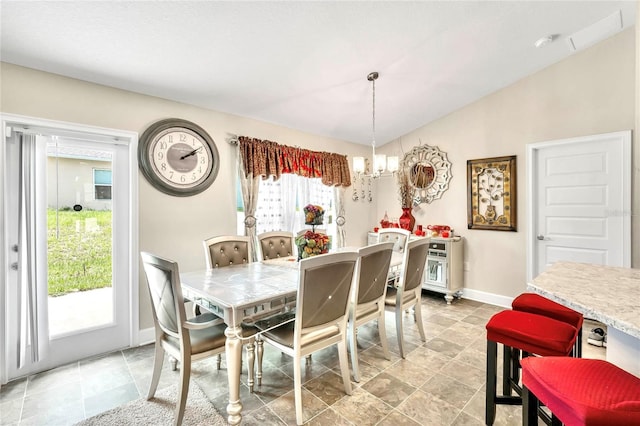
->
[295, 230, 331, 260]
[303, 204, 324, 225]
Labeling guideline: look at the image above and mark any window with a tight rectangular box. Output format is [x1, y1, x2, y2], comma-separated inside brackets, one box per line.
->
[94, 169, 112, 200]
[237, 174, 336, 236]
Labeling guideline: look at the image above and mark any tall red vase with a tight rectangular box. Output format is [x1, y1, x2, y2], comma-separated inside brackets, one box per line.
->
[399, 207, 415, 232]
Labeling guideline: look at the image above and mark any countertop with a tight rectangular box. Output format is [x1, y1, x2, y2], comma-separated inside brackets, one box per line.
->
[527, 262, 640, 339]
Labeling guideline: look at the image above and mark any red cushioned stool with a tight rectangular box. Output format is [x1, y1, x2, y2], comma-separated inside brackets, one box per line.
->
[522, 357, 640, 426]
[512, 293, 584, 357]
[486, 310, 578, 425]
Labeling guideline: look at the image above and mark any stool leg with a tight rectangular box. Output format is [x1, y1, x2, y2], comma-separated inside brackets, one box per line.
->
[522, 385, 538, 426]
[502, 345, 512, 396]
[486, 339, 498, 425]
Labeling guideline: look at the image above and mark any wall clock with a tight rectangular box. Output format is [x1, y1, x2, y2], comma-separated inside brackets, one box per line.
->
[138, 118, 219, 196]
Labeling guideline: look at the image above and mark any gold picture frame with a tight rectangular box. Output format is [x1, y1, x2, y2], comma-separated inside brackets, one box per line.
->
[467, 155, 517, 231]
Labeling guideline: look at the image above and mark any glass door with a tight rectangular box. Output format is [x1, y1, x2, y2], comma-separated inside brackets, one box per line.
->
[3, 120, 136, 380]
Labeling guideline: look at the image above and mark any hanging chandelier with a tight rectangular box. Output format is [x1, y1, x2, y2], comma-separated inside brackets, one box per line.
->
[352, 71, 399, 178]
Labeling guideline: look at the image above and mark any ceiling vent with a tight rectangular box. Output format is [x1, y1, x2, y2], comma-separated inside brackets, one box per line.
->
[566, 9, 623, 52]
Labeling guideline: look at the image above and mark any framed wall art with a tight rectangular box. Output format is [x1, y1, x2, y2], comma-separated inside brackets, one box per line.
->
[467, 155, 517, 231]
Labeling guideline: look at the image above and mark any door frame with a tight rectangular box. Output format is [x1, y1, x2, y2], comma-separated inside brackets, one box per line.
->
[0, 113, 139, 384]
[526, 130, 632, 282]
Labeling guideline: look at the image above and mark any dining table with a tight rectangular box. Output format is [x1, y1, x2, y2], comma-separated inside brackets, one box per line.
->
[180, 259, 299, 425]
[527, 261, 640, 377]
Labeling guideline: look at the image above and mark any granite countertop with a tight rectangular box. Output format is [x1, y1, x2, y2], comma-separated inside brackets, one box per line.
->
[528, 262, 640, 339]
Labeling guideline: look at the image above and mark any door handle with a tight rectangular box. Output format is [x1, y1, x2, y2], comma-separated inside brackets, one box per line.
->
[536, 235, 548, 241]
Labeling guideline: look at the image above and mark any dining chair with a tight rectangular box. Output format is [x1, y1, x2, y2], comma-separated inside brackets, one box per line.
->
[257, 231, 294, 260]
[348, 242, 394, 382]
[201, 235, 263, 389]
[384, 237, 430, 358]
[140, 251, 256, 426]
[203, 235, 252, 268]
[256, 251, 359, 425]
[376, 228, 411, 286]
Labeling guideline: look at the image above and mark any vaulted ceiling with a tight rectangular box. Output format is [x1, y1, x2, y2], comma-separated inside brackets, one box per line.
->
[1, 1, 636, 145]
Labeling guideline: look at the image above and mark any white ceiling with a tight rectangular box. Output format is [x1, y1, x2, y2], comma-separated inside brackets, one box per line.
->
[1, 1, 636, 146]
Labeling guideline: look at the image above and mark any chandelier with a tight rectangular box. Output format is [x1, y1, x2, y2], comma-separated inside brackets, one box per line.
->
[352, 72, 399, 178]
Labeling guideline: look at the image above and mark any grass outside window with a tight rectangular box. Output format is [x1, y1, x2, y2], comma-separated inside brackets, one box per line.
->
[48, 208, 112, 296]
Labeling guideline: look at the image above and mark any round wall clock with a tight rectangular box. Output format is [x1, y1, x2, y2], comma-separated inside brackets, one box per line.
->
[138, 118, 219, 196]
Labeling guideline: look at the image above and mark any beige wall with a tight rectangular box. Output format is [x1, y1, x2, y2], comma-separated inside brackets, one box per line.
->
[1, 25, 636, 331]
[0, 64, 373, 329]
[378, 28, 637, 299]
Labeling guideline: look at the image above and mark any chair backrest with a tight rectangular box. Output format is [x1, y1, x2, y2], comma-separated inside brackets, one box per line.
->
[377, 229, 411, 255]
[296, 252, 358, 332]
[355, 242, 394, 305]
[140, 252, 187, 338]
[258, 231, 294, 260]
[400, 238, 431, 292]
[203, 235, 252, 269]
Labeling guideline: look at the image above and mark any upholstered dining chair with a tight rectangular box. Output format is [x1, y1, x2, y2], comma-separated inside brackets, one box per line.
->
[376, 228, 411, 286]
[256, 251, 359, 425]
[203, 235, 252, 268]
[384, 237, 430, 358]
[201, 235, 263, 389]
[257, 231, 294, 260]
[348, 242, 394, 382]
[140, 251, 256, 426]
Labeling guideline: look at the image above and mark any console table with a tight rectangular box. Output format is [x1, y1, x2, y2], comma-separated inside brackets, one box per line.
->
[527, 262, 640, 377]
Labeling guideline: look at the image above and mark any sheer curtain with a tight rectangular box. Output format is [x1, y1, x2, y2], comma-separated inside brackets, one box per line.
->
[237, 154, 260, 262]
[16, 133, 49, 367]
[252, 175, 336, 237]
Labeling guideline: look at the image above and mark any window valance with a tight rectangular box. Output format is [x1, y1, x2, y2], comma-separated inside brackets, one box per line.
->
[238, 136, 351, 187]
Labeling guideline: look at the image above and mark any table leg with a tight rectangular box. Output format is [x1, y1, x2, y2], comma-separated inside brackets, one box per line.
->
[225, 325, 243, 425]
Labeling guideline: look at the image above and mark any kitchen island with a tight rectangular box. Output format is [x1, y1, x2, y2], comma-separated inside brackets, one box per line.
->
[528, 261, 640, 377]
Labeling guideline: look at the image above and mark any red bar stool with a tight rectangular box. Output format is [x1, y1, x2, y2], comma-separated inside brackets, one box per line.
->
[512, 293, 584, 357]
[522, 357, 640, 426]
[485, 310, 578, 425]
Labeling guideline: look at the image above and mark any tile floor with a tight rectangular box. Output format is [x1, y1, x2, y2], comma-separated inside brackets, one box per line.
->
[0, 292, 606, 426]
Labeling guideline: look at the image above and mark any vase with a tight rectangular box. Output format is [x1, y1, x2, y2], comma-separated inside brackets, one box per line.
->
[399, 207, 415, 232]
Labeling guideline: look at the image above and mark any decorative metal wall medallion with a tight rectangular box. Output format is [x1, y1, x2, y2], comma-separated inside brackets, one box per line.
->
[400, 145, 452, 204]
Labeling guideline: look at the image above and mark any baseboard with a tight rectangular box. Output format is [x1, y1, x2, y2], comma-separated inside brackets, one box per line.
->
[137, 327, 155, 346]
[461, 288, 513, 308]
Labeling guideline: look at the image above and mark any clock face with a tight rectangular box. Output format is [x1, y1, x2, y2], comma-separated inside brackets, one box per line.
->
[139, 119, 219, 196]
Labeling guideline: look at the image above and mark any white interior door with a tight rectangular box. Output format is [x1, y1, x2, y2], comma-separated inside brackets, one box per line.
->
[527, 131, 631, 281]
[1, 115, 138, 381]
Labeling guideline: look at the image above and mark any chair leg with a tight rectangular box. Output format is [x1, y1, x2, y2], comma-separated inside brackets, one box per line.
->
[338, 339, 353, 395]
[174, 354, 190, 426]
[349, 321, 361, 382]
[294, 355, 304, 425]
[378, 311, 391, 361]
[522, 385, 538, 426]
[413, 296, 426, 342]
[216, 353, 222, 370]
[396, 305, 406, 358]
[169, 355, 178, 371]
[256, 337, 264, 386]
[147, 342, 164, 399]
[246, 340, 255, 393]
[502, 345, 512, 396]
[486, 339, 498, 426]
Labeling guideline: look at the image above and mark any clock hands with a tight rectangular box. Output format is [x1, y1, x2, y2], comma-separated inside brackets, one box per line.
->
[179, 146, 202, 160]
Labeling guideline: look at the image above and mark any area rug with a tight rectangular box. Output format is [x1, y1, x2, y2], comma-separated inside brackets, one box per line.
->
[74, 381, 226, 426]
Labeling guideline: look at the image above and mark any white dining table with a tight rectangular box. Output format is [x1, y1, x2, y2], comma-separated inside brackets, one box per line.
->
[180, 260, 299, 425]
